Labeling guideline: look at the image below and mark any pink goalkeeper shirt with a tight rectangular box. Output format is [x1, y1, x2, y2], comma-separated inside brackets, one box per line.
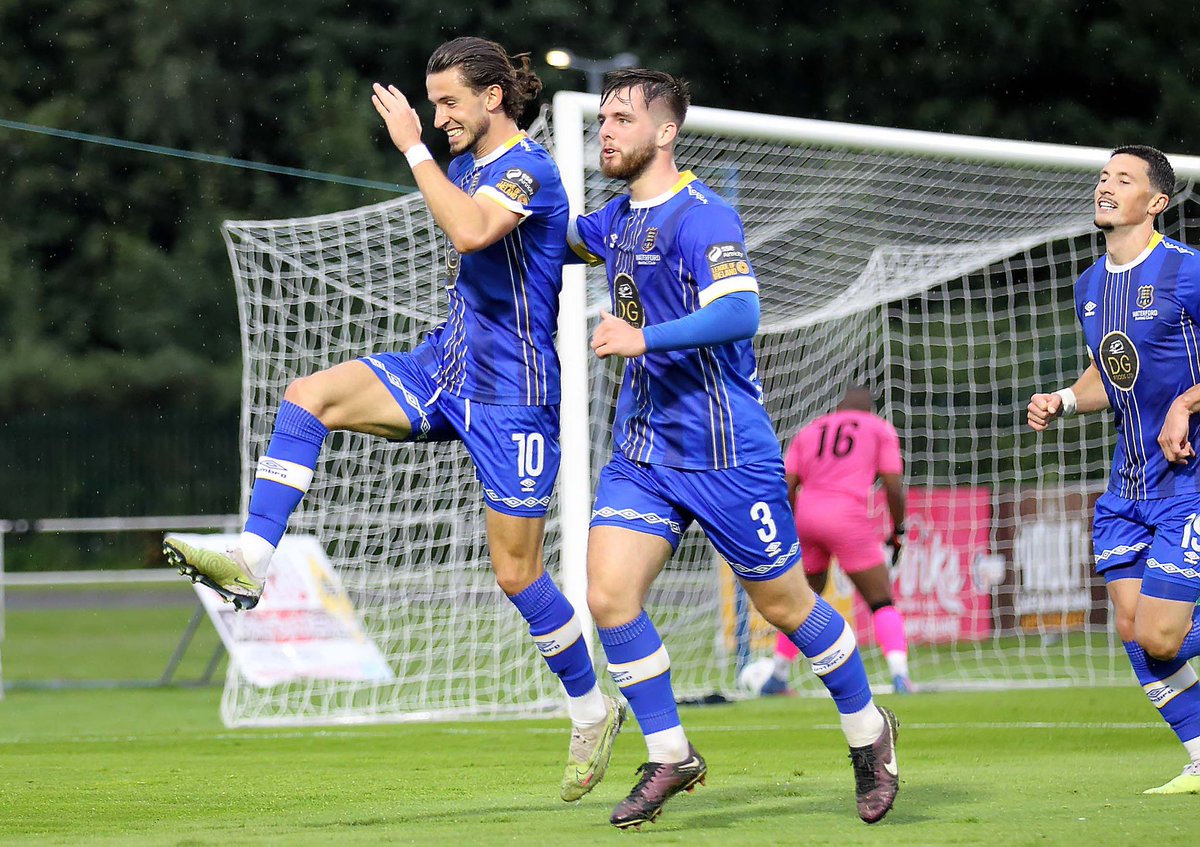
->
[784, 410, 902, 507]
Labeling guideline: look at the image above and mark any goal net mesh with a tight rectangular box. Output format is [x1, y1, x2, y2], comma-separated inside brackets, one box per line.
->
[220, 105, 1199, 726]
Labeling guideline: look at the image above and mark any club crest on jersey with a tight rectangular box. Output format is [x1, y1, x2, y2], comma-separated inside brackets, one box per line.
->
[1137, 285, 1154, 309]
[641, 227, 658, 251]
[613, 272, 645, 328]
[1099, 330, 1139, 391]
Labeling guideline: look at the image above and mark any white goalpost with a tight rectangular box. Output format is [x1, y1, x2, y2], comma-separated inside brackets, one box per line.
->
[218, 94, 1200, 726]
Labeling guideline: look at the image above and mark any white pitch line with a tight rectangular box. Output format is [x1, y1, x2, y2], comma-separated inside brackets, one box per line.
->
[0, 720, 1167, 746]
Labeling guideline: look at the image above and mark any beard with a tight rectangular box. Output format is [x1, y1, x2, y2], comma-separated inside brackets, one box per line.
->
[450, 114, 490, 156]
[601, 137, 656, 181]
[1094, 217, 1114, 231]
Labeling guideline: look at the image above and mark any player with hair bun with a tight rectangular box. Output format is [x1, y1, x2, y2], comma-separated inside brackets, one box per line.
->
[165, 36, 623, 802]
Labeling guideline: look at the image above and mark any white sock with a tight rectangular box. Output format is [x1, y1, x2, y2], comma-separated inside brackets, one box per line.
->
[238, 531, 276, 579]
[841, 701, 885, 747]
[885, 651, 910, 679]
[644, 726, 690, 763]
[1184, 735, 1200, 765]
[772, 655, 791, 681]
[568, 686, 609, 728]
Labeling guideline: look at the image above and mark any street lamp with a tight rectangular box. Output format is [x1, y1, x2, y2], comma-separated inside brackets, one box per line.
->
[545, 49, 639, 95]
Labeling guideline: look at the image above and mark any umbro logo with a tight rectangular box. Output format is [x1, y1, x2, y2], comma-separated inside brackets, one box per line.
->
[1084, 301, 1097, 317]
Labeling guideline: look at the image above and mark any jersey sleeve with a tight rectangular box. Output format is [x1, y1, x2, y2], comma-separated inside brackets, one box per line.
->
[876, 419, 903, 476]
[676, 204, 759, 307]
[567, 205, 609, 267]
[475, 152, 551, 220]
[1178, 255, 1200, 326]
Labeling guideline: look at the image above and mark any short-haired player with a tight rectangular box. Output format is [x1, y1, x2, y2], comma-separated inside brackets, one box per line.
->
[571, 68, 901, 828]
[764, 386, 911, 696]
[1028, 145, 1200, 795]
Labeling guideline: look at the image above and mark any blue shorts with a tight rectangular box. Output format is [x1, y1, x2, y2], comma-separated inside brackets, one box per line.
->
[1092, 490, 1200, 603]
[361, 348, 560, 518]
[590, 450, 801, 582]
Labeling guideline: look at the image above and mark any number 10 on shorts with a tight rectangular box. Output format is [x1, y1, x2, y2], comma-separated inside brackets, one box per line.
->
[511, 432, 545, 478]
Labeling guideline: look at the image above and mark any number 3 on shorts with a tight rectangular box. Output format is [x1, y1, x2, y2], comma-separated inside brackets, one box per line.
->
[751, 501, 777, 543]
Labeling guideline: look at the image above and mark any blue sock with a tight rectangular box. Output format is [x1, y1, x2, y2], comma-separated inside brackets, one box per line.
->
[508, 573, 597, 697]
[598, 611, 679, 735]
[1173, 606, 1200, 662]
[1125, 640, 1200, 745]
[788, 596, 873, 715]
[244, 401, 328, 545]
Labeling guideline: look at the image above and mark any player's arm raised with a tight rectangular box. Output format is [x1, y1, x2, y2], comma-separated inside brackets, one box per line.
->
[1027, 360, 1109, 431]
[372, 83, 521, 254]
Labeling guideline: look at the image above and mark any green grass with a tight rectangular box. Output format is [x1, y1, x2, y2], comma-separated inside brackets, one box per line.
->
[0, 686, 1195, 846]
[1, 589, 1196, 845]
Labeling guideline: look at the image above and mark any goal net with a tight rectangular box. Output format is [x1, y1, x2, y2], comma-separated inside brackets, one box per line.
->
[221, 97, 1200, 726]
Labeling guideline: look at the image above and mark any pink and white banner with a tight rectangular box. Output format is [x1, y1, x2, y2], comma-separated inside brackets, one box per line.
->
[852, 487, 994, 644]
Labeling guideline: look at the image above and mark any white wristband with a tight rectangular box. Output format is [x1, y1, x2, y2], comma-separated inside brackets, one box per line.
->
[1052, 387, 1078, 418]
[404, 144, 433, 168]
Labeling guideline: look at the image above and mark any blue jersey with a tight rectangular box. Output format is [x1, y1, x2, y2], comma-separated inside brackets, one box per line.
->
[569, 172, 780, 470]
[422, 133, 568, 406]
[1075, 232, 1200, 499]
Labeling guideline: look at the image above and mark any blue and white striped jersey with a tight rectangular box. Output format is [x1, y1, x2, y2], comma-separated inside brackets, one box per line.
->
[1075, 232, 1200, 499]
[422, 133, 568, 405]
[569, 172, 781, 470]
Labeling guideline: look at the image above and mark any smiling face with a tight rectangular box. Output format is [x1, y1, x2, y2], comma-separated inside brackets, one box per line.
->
[1094, 153, 1167, 232]
[426, 68, 496, 156]
[597, 85, 670, 181]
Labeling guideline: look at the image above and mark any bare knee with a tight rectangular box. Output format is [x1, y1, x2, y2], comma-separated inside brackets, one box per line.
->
[493, 558, 542, 597]
[1135, 624, 1183, 661]
[587, 581, 639, 629]
[1114, 610, 1137, 644]
[283, 375, 329, 420]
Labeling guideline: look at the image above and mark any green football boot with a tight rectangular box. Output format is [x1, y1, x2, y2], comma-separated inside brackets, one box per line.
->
[164, 536, 264, 611]
[561, 695, 626, 802]
[1144, 762, 1200, 795]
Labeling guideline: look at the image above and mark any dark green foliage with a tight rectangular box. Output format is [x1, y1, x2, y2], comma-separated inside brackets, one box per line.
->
[2, 1, 1193, 521]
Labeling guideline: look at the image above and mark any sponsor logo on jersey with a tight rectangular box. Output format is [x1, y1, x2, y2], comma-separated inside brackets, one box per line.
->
[687, 185, 709, 204]
[445, 245, 461, 288]
[613, 272, 645, 328]
[1099, 330, 1139, 391]
[1164, 241, 1195, 256]
[641, 227, 658, 251]
[635, 253, 662, 266]
[1084, 300, 1097, 317]
[706, 242, 750, 280]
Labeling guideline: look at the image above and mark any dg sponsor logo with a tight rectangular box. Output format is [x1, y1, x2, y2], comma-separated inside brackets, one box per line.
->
[1099, 330, 1138, 391]
[613, 272, 645, 328]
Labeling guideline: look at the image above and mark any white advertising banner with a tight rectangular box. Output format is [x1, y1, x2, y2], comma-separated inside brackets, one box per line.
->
[172, 533, 393, 686]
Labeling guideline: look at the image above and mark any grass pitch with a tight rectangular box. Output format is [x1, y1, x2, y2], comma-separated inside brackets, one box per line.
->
[1, 588, 1197, 845]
